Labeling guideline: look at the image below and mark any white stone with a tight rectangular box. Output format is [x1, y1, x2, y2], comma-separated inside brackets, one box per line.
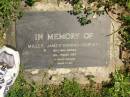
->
[48, 68, 71, 75]
[3, 33, 6, 39]
[31, 1, 72, 11]
[55, 68, 71, 74]
[93, 13, 97, 19]
[90, 3, 95, 7]
[48, 70, 57, 75]
[78, 68, 87, 72]
[31, 69, 40, 75]
[98, 6, 105, 11]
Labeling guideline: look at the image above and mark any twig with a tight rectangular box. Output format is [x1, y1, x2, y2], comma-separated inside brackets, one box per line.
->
[106, 25, 130, 36]
[106, 27, 123, 36]
[105, 7, 122, 23]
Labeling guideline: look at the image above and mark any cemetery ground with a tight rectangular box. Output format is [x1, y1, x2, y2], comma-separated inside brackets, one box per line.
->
[0, 0, 130, 97]
[5, 65, 130, 97]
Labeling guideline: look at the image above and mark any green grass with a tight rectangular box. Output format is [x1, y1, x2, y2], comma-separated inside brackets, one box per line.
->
[6, 68, 100, 97]
[6, 68, 130, 97]
[0, 31, 5, 47]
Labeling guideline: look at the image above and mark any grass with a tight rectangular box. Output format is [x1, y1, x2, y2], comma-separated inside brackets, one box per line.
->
[6, 67, 130, 97]
[0, 32, 5, 47]
[6, 67, 101, 97]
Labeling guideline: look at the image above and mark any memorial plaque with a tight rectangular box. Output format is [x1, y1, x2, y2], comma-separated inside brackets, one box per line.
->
[16, 12, 111, 69]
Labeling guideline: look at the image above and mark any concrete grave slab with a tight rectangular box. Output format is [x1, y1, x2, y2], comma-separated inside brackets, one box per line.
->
[16, 11, 111, 69]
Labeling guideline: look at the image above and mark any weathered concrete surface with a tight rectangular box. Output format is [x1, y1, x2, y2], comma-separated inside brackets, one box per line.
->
[19, 1, 123, 84]
[24, 1, 72, 11]
[16, 12, 110, 68]
[6, 22, 16, 48]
